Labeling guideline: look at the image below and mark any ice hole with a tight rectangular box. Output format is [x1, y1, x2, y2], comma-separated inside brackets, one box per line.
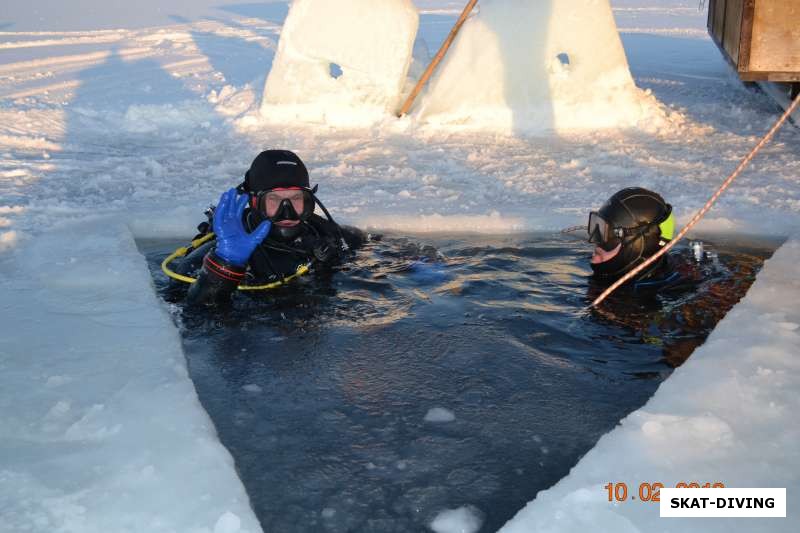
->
[329, 63, 343, 79]
[557, 53, 571, 66]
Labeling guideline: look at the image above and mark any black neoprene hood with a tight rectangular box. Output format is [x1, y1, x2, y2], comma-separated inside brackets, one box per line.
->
[590, 187, 672, 281]
[244, 150, 310, 192]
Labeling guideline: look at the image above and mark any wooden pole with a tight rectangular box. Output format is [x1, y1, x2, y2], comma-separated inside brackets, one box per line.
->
[396, 0, 479, 117]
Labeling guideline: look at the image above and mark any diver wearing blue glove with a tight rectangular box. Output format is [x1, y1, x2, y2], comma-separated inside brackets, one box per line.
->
[214, 188, 272, 266]
[183, 150, 367, 305]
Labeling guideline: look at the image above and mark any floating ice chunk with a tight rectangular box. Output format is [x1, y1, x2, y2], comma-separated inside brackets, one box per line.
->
[321, 508, 336, 519]
[242, 384, 262, 394]
[425, 407, 456, 423]
[260, 0, 418, 126]
[429, 506, 484, 533]
[213, 511, 241, 533]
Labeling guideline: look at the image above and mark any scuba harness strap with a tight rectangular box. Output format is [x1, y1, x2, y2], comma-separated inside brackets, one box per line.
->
[161, 231, 311, 291]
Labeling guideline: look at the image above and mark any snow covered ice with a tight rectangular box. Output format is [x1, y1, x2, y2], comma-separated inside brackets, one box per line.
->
[0, 219, 260, 533]
[1, 0, 799, 532]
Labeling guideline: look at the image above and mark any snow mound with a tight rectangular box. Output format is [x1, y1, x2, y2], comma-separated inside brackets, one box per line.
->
[260, 0, 419, 127]
[416, 0, 668, 134]
[499, 239, 800, 532]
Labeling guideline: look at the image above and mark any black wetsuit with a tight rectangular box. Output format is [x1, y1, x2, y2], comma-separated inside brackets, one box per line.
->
[589, 252, 702, 300]
[629, 255, 697, 295]
[178, 209, 366, 306]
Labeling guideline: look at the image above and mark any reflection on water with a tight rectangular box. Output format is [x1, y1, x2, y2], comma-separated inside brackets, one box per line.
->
[140, 232, 775, 533]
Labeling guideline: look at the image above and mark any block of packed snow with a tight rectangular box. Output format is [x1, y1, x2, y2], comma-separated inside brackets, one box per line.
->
[416, 0, 665, 133]
[260, 0, 418, 127]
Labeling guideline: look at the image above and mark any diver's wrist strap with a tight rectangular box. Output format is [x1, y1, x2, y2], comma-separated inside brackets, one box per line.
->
[203, 251, 246, 284]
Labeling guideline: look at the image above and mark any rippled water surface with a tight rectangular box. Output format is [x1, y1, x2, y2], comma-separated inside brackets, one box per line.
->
[141, 233, 776, 532]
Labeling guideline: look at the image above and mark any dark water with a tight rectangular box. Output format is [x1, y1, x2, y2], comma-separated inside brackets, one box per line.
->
[140, 233, 776, 533]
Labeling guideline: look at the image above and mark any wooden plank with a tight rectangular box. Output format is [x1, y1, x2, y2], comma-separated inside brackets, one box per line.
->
[712, 0, 727, 44]
[741, 71, 800, 82]
[723, 0, 744, 65]
[708, 0, 719, 35]
[749, 0, 800, 73]
[738, 0, 756, 72]
[707, 0, 714, 32]
[707, 1, 740, 73]
[711, 38, 741, 75]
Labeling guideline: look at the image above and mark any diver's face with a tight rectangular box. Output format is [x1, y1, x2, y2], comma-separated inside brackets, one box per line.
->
[263, 189, 305, 227]
[591, 243, 622, 264]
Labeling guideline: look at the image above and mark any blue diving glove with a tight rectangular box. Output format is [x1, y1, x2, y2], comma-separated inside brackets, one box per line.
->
[212, 188, 271, 266]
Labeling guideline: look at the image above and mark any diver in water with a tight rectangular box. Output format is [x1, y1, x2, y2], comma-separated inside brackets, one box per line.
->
[587, 187, 694, 294]
[169, 150, 366, 305]
[585, 186, 767, 368]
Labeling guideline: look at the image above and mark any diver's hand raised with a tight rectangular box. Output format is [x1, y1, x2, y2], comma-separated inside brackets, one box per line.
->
[212, 188, 271, 266]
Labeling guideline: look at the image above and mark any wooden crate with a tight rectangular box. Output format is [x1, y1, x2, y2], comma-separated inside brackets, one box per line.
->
[708, 0, 800, 82]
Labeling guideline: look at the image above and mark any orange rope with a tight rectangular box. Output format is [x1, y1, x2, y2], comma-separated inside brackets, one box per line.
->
[591, 92, 800, 308]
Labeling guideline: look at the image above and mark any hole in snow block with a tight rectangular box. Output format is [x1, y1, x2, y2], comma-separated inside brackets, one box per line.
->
[416, 0, 668, 133]
[260, 0, 419, 127]
[329, 63, 343, 79]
